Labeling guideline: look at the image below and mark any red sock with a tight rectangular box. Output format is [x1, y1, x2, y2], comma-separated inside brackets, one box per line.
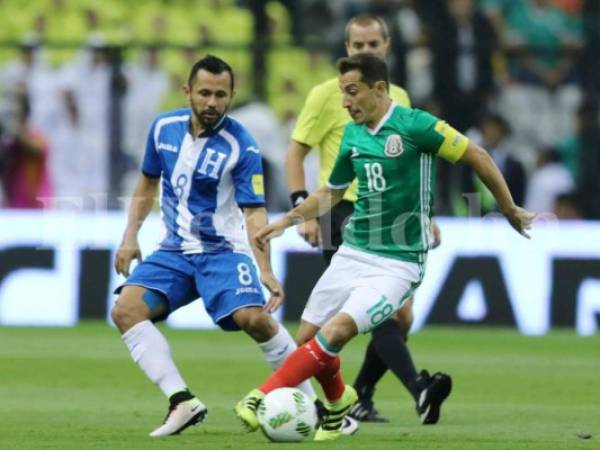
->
[315, 353, 345, 402]
[260, 337, 342, 398]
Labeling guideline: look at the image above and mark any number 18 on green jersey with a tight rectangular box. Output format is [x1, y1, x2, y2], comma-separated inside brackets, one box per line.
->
[327, 103, 469, 263]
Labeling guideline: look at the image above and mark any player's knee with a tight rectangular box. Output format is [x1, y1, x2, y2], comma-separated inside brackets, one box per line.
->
[111, 302, 131, 331]
[321, 325, 351, 348]
[321, 317, 357, 348]
[111, 297, 146, 333]
[238, 309, 277, 342]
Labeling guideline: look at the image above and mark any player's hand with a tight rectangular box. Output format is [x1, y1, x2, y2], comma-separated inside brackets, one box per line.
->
[114, 236, 142, 277]
[296, 219, 320, 247]
[261, 272, 285, 313]
[504, 205, 535, 239]
[430, 218, 442, 249]
[254, 219, 287, 251]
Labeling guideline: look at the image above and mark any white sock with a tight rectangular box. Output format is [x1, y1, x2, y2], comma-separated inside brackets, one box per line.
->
[122, 320, 188, 398]
[258, 323, 316, 399]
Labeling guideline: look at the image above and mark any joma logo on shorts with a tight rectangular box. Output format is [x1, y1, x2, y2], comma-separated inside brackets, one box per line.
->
[236, 287, 260, 295]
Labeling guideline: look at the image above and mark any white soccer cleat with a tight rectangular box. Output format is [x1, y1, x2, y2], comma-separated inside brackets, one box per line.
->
[149, 397, 208, 437]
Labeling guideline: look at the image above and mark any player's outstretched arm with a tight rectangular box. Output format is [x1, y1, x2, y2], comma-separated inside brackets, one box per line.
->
[244, 207, 284, 313]
[458, 142, 535, 238]
[254, 185, 345, 250]
[114, 174, 160, 276]
[285, 139, 320, 247]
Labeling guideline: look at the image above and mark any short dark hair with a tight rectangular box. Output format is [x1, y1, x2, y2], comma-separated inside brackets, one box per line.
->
[337, 53, 389, 90]
[188, 54, 234, 90]
[344, 14, 389, 43]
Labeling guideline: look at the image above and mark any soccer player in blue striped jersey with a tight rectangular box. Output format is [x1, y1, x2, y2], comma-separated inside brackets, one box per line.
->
[111, 55, 316, 437]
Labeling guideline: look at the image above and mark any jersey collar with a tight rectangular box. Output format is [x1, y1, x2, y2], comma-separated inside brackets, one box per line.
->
[366, 101, 396, 135]
[189, 113, 228, 138]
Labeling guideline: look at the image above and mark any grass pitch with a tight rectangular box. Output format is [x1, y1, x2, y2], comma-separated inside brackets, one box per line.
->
[0, 323, 598, 450]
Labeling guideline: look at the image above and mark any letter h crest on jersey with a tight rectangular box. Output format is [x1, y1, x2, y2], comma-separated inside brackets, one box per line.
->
[198, 148, 227, 179]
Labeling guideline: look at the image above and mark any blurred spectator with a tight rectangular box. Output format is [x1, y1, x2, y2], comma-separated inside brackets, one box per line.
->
[505, 0, 582, 88]
[480, 0, 523, 48]
[55, 37, 112, 209]
[0, 94, 52, 209]
[428, 0, 497, 214]
[558, 98, 597, 177]
[123, 46, 169, 163]
[559, 98, 600, 218]
[581, 0, 600, 93]
[0, 37, 62, 140]
[553, 191, 583, 219]
[393, 1, 432, 105]
[524, 149, 574, 214]
[49, 86, 95, 209]
[461, 114, 527, 214]
[497, 0, 583, 153]
[429, 0, 497, 132]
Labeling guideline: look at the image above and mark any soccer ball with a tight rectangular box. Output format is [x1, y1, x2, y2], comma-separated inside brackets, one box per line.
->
[257, 387, 318, 442]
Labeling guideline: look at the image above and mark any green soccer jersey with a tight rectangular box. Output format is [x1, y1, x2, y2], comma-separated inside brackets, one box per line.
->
[328, 103, 469, 262]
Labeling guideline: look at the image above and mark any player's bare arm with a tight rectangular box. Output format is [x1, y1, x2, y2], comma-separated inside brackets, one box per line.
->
[285, 139, 320, 247]
[243, 206, 284, 313]
[254, 185, 346, 250]
[114, 174, 159, 276]
[459, 141, 535, 238]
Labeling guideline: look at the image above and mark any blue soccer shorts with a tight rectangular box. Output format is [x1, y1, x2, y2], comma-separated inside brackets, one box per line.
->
[114, 250, 265, 331]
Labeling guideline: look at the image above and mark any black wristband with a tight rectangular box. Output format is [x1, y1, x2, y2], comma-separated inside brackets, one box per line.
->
[290, 190, 309, 207]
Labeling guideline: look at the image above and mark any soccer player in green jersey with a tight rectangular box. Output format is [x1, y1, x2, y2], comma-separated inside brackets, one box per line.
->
[287, 14, 445, 424]
[235, 53, 534, 441]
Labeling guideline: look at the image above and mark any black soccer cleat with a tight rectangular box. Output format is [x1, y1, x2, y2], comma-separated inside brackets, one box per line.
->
[349, 400, 390, 423]
[416, 370, 452, 425]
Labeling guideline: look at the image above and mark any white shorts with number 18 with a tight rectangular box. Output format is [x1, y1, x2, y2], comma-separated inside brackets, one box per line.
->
[301, 245, 424, 334]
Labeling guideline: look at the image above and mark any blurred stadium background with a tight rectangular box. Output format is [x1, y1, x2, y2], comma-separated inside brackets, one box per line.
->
[0, 1, 598, 448]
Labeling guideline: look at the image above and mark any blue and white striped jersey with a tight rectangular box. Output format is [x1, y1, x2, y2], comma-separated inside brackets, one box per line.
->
[142, 108, 265, 254]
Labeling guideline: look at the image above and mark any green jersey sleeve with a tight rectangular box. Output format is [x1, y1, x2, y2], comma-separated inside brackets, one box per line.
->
[410, 109, 469, 163]
[327, 126, 355, 189]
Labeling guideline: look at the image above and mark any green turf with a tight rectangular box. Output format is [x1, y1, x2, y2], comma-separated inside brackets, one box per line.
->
[0, 323, 598, 450]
